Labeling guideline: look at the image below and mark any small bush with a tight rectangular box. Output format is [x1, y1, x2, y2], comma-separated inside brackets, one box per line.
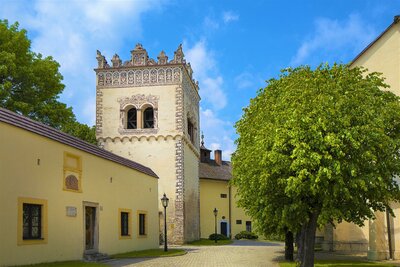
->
[235, 231, 258, 240]
[208, 233, 229, 240]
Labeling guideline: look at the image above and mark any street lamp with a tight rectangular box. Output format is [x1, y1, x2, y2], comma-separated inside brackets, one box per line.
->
[161, 193, 169, 252]
[213, 207, 218, 243]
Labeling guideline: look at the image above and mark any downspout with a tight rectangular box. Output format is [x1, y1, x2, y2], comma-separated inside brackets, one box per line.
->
[386, 209, 393, 260]
[229, 185, 232, 238]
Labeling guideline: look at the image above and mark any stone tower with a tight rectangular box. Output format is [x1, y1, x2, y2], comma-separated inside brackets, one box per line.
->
[95, 44, 200, 243]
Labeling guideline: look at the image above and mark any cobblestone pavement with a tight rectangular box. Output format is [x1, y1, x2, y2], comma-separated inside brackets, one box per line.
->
[107, 240, 284, 267]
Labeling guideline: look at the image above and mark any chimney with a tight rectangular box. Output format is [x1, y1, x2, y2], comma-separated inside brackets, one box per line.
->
[214, 150, 222, 166]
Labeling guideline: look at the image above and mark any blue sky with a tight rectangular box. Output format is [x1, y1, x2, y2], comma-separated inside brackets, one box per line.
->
[1, 0, 399, 159]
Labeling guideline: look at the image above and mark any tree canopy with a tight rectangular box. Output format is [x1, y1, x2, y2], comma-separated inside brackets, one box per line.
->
[0, 20, 96, 144]
[231, 64, 400, 267]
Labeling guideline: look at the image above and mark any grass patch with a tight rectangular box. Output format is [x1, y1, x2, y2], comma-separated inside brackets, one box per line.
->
[112, 248, 186, 258]
[279, 260, 397, 267]
[16, 261, 106, 267]
[187, 239, 233, 246]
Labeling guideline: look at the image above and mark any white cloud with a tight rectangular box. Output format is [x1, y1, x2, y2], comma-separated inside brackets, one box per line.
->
[82, 96, 96, 126]
[185, 40, 227, 110]
[222, 11, 239, 24]
[184, 37, 234, 159]
[204, 17, 219, 30]
[291, 14, 377, 66]
[234, 72, 255, 89]
[202, 76, 226, 109]
[0, 0, 163, 125]
[200, 108, 236, 160]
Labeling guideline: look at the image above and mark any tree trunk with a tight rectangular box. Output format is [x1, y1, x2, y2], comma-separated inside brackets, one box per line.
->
[296, 226, 305, 262]
[285, 229, 294, 261]
[300, 211, 319, 267]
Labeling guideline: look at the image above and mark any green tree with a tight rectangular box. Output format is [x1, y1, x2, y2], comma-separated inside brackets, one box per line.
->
[231, 64, 400, 267]
[62, 121, 97, 145]
[0, 20, 96, 144]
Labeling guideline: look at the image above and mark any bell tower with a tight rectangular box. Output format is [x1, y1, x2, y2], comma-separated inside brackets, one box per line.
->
[95, 44, 200, 243]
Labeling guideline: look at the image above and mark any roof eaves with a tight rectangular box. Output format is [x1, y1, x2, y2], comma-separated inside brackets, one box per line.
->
[200, 177, 231, 182]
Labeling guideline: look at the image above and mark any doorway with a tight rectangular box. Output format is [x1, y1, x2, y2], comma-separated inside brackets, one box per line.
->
[221, 221, 228, 237]
[84, 203, 99, 253]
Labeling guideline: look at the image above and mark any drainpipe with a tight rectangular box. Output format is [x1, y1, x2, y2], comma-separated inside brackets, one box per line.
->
[229, 185, 232, 238]
[386, 210, 393, 260]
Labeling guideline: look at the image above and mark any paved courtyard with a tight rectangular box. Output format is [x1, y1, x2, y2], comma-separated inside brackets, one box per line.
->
[107, 240, 284, 267]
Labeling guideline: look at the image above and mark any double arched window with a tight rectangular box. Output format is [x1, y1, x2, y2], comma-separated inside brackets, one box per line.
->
[124, 106, 155, 130]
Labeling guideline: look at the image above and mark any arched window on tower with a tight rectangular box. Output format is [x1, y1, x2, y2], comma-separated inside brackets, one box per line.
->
[127, 108, 137, 129]
[143, 107, 154, 128]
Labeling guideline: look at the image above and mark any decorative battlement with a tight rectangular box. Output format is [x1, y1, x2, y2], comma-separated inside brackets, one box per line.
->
[95, 44, 198, 90]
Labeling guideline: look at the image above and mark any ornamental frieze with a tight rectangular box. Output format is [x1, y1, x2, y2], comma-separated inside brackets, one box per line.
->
[95, 43, 199, 90]
[97, 67, 182, 88]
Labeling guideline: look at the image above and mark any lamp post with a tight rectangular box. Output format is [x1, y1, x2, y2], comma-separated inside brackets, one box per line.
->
[213, 208, 218, 243]
[161, 193, 169, 252]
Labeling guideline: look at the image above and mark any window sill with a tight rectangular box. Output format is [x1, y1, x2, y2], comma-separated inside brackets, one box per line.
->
[118, 127, 159, 135]
[18, 238, 47, 245]
[119, 235, 132, 240]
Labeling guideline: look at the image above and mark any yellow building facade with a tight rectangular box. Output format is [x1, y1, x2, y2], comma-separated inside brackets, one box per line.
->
[320, 15, 400, 260]
[199, 140, 253, 239]
[0, 108, 159, 266]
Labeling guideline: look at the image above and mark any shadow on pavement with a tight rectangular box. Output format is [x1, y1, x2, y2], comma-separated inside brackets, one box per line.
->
[104, 257, 150, 267]
[230, 239, 283, 247]
[103, 248, 196, 267]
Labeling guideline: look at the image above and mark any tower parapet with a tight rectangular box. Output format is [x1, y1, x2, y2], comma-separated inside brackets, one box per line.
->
[95, 44, 199, 91]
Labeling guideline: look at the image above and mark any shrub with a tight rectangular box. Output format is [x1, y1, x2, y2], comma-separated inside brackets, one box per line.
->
[208, 233, 229, 240]
[234, 231, 258, 240]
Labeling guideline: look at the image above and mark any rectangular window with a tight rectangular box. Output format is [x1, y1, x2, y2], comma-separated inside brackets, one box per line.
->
[236, 220, 242, 224]
[118, 209, 132, 239]
[246, 221, 252, 232]
[23, 204, 42, 240]
[18, 197, 48, 245]
[138, 211, 147, 237]
[220, 193, 227, 198]
[121, 212, 129, 236]
[188, 119, 194, 143]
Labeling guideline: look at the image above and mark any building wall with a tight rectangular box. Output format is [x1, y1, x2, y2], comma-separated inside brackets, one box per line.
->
[340, 21, 400, 260]
[0, 122, 159, 266]
[230, 186, 253, 237]
[333, 221, 369, 252]
[199, 179, 252, 239]
[97, 84, 179, 138]
[350, 23, 400, 96]
[200, 179, 230, 238]
[184, 142, 200, 240]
